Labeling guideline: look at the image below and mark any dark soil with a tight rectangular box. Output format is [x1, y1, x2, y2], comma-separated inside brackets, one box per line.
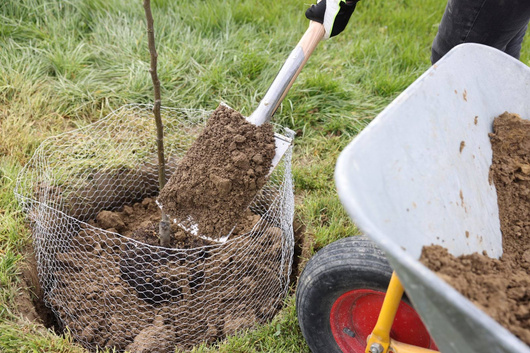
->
[16, 248, 60, 331]
[43, 196, 288, 352]
[290, 218, 312, 289]
[420, 112, 530, 345]
[17, 104, 295, 352]
[19, 207, 309, 351]
[158, 105, 276, 239]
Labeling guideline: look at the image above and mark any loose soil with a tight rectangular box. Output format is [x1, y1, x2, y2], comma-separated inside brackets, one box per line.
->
[17, 104, 295, 352]
[16, 248, 59, 331]
[43, 197, 288, 352]
[158, 105, 276, 239]
[420, 112, 530, 345]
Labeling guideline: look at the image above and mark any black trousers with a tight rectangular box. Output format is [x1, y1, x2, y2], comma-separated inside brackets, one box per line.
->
[431, 0, 530, 64]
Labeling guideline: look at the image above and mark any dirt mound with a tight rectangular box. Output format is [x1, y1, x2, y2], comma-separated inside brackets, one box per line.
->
[158, 105, 276, 239]
[48, 197, 286, 352]
[420, 112, 530, 345]
[17, 103, 295, 352]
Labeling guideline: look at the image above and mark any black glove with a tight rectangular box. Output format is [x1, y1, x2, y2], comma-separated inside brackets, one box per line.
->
[305, 0, 359, 38]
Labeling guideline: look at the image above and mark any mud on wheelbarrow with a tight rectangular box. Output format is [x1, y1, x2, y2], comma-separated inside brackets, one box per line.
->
[297, 44, 530, 353]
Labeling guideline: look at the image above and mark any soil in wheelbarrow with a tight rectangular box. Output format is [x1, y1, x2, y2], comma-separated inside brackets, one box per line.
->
[420, 112, 530, 345]
[157, 104, 276, 239]
[48, 196, 288, 352]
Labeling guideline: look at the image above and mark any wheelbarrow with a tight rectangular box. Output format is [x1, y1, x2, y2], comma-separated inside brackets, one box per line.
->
[296, 43, 530, 353]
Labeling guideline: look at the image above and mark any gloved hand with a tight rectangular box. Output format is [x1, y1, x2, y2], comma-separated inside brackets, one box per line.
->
[305, 0, 359, 39]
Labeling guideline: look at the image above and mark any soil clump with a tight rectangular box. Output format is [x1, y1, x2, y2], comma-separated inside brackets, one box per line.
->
[158, 105, 276, 239]
[420, 112, 530, 345]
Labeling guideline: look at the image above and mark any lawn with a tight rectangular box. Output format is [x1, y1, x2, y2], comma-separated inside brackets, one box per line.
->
[1, 0, 528, 352]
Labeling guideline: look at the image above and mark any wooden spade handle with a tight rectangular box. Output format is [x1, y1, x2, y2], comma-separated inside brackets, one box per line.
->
[248, 22, 325, 126]
[278, 21, 326, 108]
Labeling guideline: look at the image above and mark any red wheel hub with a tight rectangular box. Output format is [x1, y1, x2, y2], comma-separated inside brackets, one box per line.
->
[330, 289, 438, 353]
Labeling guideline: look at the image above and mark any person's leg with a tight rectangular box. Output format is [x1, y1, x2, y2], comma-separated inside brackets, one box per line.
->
[431, 0, 530, 64]
[505, 24, 528, 60]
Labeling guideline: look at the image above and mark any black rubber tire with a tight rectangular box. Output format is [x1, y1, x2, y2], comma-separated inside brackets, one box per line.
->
[296, 235, 393, 353]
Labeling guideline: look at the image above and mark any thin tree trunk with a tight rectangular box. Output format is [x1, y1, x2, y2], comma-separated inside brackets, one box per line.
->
[143, 0, 171, 247]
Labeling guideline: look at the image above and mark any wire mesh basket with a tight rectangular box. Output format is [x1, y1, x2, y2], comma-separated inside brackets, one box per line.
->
[15, 103, 295, 352]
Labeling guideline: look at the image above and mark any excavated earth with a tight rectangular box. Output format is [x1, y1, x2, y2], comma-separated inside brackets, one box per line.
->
[420, 112, 530, 345]
[17, 105, 295, 352]
[19, 203, 309, 353]
[48, 198, 285, 352]
[158, 105, 276, 239]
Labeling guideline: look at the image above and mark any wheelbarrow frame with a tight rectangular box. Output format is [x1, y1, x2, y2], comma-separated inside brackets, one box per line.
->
[335, 43, 530, 353]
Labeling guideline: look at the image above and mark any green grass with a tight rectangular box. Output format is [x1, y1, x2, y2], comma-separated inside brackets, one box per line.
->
[0, 321, 87, 353]
[1, 0, 529, 352]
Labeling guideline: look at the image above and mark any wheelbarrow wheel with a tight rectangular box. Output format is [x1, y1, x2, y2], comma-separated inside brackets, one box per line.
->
[296, 235, 436, 353]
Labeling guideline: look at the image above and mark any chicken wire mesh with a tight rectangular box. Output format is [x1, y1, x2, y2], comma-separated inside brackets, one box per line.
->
[15, 103, 295, 352]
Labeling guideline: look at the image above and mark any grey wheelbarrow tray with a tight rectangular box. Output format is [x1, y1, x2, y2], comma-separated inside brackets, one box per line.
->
[335, 43, 530, 353]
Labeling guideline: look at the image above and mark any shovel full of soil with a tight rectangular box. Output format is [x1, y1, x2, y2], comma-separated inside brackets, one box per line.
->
[158, 22, 325, 240]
